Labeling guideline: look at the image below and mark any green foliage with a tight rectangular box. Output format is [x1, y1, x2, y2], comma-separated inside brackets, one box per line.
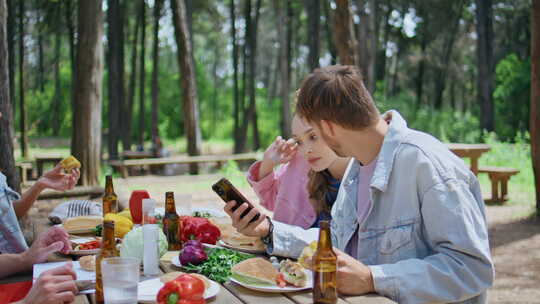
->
[377, 92, 480, 143]
[218, 160, 248, 188]
[494, 54, 531, 141]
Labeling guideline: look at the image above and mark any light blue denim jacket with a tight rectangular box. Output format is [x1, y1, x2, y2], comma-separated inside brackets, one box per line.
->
[0, 172, 28, 253]
[269, 110, 494, 304]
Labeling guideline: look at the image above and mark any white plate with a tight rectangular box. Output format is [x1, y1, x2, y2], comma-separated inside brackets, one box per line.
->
[171, 254, 183, 267]
[138, 276, 220, 303]
[218, 240, 266, 254]
[230, 271, 313, 293]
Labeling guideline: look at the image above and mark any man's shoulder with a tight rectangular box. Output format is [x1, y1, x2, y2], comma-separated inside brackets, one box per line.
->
[395, 130, 471, 182]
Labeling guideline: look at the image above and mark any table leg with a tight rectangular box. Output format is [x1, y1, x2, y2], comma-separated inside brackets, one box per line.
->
[490, 174, 500, 202]
[471, 157, 479, 176]
[501, 177, 509, 201]
[37, 161, 44, 177]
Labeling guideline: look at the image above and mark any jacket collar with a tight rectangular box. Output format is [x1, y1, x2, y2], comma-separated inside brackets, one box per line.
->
[370, 110, 410, 192]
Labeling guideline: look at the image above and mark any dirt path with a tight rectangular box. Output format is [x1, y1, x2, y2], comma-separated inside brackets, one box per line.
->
[32, 174, 540, 303]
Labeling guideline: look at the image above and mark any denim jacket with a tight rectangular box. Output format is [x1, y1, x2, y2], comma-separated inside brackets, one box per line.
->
[270, 110, 494, 304]
[0, 173, 28, 253]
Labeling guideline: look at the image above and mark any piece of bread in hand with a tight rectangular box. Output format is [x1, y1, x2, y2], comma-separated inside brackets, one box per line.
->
[60, 155, 81, 171]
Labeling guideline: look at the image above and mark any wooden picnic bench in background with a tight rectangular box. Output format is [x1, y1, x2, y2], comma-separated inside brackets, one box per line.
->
[109, 152, 262, 178]
[478, 166, 520, 203]
[34, 154, 64, 176]
[15, 161, 33, 185]
[447, 143, 520, 203]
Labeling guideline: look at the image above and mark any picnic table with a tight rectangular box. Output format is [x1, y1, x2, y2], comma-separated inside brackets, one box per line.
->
[34, 154, 64, 177]
[1, 219, 395, 304]
[447, 143, 491, 176]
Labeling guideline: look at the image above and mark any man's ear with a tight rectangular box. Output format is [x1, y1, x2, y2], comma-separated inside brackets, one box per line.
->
[320, 120, 336, 137]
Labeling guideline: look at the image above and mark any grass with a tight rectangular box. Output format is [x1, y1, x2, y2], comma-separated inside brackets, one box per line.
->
[12, 135, 536, 213]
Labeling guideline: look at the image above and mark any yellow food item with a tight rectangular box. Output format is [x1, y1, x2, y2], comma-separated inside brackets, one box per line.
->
[63, 216, 103, 233]
[104, 213, 133, 238]
[60, 155, 81, 171]
[117, 209, 133, 221]
[298, 241, 318, 269]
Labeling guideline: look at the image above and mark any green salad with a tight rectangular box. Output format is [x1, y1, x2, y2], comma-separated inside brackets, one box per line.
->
[182, 247, 253, 283]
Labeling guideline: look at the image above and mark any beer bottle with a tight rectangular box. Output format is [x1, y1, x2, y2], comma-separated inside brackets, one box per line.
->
[102, 175, 118, 215]
[313, 220, 338, 304]
[162, 192, 182, 250]
[95, 220, 120, 304]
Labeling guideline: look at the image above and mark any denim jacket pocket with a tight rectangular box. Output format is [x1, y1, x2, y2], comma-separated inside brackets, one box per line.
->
[378, 223, 413, 255]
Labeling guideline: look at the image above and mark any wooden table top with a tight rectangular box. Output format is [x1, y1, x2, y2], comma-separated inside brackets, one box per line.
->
[447, 143, 491, 154]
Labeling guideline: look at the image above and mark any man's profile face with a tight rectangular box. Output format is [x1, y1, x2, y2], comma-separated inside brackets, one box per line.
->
[312, 121, 347, 158]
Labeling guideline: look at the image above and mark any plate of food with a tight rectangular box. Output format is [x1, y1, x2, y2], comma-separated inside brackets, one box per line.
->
[218, 231, 266, 254]
[229, 257, 312, 293]
[69, 237, 101, 256]
[60, 216, 103, 234]
[138, 272, 220, 303]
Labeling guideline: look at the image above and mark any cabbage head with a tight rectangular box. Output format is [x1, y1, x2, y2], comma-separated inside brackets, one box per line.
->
[120, 226, 168, 260]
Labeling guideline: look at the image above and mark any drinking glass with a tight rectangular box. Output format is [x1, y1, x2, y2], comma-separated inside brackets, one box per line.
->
[102, 257, 140, 304]
[129, 190, 150, 225]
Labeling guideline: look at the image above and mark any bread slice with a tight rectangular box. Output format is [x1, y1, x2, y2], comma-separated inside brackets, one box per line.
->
[221, 231, 265, 250]
[63, 216, 102, 233]
[231, 258, 278, 286]
[60, 155, 81, 171]
[79, 255, 96, 272]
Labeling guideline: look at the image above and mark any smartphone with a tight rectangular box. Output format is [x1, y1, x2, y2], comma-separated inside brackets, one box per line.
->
[212, 178, 261, 223]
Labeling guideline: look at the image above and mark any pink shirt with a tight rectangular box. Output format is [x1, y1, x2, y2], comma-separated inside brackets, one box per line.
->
[347, 158, 377, 259]
[247, 154, 317, 229]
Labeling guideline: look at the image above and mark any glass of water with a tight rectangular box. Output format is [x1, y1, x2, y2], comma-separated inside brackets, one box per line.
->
[102, 257, 140, 304]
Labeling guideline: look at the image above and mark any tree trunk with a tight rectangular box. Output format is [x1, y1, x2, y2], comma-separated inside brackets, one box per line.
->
[277, 0, 292, 138]
[6, 0, 15, 116]
[230, 0, 241, 153]
[65, 0, 77, 154]
[248, 0, 261, 150]
[150, 0, 163, 147]
[52, 31, 62, 136]
[323, 0, 337, 65]
[0, 0, 20, 193]
[125, 0, 142, 152]
[475, 0, 495, 131]
[356, 0, 377, 93]
[377, 2, 392, 82]
[18, 0, 28, 159]
[333, 0, 357, 66]
[433, 0, 464, 109]
[306, 0, 320, 71]
[415, 3, 429, 107]
[530, 0, 540, 215]
[138, 0, 146, 148]
[72, 0, 104, 186]
[236, 0, 251, 152]
[171, 0, 202, 174]
[107, 0, 125, 160]
[37, 11, 44, 92]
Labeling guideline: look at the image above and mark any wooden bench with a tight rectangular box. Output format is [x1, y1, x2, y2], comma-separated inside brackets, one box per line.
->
[478, 166, 520, 203]
[37, 186, 104, 200]
[109, 152, 262, 178]
[15, 162, 33, 185]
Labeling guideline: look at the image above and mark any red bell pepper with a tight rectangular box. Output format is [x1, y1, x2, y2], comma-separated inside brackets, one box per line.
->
[179, 216, 221, 245]
[156, 274, 206, 304]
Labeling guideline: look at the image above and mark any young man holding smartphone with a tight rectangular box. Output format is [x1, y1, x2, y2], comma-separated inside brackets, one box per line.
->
[224, 65, 494, 303]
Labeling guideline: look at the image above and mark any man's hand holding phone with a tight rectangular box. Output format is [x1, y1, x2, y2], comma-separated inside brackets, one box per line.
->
[224, 201, 269, 238]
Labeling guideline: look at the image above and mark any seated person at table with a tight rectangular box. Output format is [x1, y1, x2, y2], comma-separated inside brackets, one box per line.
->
[247, 115, 349, 228]
[0, 226, 77, 304]
[0, 163, 80, 253]
[224, 65, 494, 303]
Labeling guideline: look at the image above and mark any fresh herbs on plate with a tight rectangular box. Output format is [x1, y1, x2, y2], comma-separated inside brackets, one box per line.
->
[182, 248, 253, 283]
